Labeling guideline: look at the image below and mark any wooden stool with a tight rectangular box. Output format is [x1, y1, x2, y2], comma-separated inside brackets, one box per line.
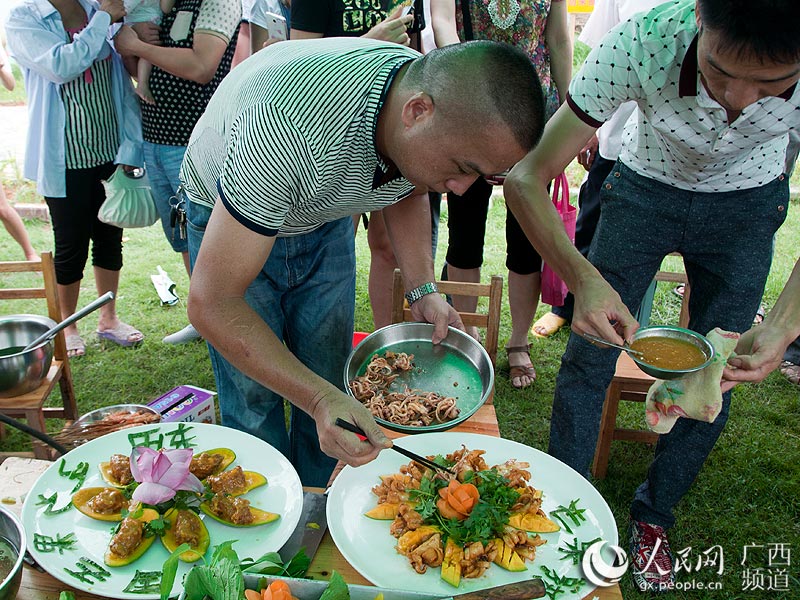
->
[591, 264, 690, 479]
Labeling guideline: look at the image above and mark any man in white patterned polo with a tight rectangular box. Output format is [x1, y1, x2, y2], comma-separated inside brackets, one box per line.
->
[180, 38, 546, 487]
[504, 0, 800, 591]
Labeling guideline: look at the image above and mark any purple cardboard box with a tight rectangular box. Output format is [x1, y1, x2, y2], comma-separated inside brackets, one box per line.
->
[147, 385, 217, 424]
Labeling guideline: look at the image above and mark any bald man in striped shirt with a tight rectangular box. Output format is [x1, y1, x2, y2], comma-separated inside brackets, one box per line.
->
[180, 37, 546, 485]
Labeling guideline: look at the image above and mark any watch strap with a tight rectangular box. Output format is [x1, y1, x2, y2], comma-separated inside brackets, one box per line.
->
[404, 281, 439, 305]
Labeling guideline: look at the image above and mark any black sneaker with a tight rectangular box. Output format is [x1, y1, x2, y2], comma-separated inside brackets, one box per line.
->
[629, 518, 676, 593]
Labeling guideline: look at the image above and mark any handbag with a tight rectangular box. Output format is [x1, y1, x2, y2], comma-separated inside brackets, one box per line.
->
[540, 172, 576, 307]
[99, 166, 158, 228]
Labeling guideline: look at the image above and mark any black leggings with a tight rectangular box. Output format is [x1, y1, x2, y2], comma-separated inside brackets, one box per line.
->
[445, 177, 543, 274]
[45, 163, 122, 285]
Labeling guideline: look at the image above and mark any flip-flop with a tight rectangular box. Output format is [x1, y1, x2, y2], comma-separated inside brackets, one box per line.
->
[780, 361, 800, 387]
[506, 344, 536, 389]
[66, 334, 85, 358]
[97, 322, 144, 347]
[753, 304, 766, 325]
[531, 312, 567, 338]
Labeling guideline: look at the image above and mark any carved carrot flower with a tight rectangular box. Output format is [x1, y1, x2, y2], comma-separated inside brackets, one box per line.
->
[129, 447, 204, 505]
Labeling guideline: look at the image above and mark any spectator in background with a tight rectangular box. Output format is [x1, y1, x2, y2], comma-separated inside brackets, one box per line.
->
[249, 0, 291, 53]
[6, 0, 145, 357]
[0, 40, 39, 262]
[430, 0, 572, 389]
[290, 0, 441, 330]
[113, 0, 241, 344]
[531, 0, 663, 338]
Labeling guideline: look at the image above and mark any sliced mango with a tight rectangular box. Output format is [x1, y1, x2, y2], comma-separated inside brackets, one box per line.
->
[507, 512, 560, 533]
[364, 503, 401, 520]
[98, 462, 129, 488]
[73, 487, 127, 521]
[199, 501, 280, 528]
[492, 538, 526, 572]
[160, 508, 210, 562]
[207, 469, 267, 497]
[104, 507, 160, 567]
[192, 448, 236, 479]
[440, 537, 463, 588]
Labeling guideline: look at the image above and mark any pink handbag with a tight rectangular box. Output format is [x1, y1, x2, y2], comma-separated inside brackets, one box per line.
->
[540, 173, 576, 307]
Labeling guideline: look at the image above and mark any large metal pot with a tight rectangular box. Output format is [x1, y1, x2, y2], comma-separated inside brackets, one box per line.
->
[0, 315, 57, 398]
[0, 506, 25, 600]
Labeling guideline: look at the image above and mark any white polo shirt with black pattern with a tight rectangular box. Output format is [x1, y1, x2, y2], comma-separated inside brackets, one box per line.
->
[180, 38, 418, 237]
[567, 0, 800, 192]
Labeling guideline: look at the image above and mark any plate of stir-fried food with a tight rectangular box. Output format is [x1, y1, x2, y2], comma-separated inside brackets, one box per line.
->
[327, 432, 617, 599]
[344, 324, 493, 433]
[21, 422, 303, 599]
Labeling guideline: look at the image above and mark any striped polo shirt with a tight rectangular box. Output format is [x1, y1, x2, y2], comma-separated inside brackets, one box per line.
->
[567, 0, 800, 192]
[180, 38, 419, 237]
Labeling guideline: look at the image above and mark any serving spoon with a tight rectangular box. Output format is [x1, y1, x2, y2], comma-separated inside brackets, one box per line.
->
[580, 332, 644, 358]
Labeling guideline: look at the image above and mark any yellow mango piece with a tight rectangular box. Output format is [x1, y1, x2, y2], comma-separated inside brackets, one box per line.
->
[440, 537, 463, 588]
[364, 503, 401, 520]
[508, 512, 560, 533]
[492, 538, 526, 572]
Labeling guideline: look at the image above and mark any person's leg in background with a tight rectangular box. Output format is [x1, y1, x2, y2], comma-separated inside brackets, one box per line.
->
[144, 141, 199, 344]
[366, 210, 397, 329]
[45, 163, 142, 357]
[366, 192, 441, 330]
[534, 154, 615, 335]
[505, 208, 542, 389]
[0, 183, 39, 260]
[443, 178, 491, 342]
[780, 337, 800, 386]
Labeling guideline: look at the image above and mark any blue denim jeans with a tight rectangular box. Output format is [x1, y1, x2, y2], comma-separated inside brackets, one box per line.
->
[549, 162, 789, 528]
[144, 142, 188, 253]
[186, 200, 354, 487]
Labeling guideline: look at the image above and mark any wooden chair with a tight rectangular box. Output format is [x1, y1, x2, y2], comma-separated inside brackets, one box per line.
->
[390, 268, 503, 403]
[0, 252, 77, 458]
[591, 263, 690, 479]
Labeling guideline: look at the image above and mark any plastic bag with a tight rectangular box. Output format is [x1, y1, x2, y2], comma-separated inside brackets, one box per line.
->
[540, 173, 576, 307]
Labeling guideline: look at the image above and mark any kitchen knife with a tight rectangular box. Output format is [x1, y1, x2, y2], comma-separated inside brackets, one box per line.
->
[277, 491, 328, 564]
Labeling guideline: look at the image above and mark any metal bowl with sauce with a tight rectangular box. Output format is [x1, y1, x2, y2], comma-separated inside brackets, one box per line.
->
[0, 506, 25, 600]
[0, 315, 57, 398]
[629, 325, 714, 380]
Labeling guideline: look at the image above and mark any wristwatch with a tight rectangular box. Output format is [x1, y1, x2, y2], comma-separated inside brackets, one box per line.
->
[405, 282, 438, 305]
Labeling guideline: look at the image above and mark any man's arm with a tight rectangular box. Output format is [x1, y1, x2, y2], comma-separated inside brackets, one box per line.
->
[504, 103, 638, 343]
[188, 202, 391, 465]
[722, 258, 800, 390]
[544, 0, 572, 104]
[381, 192, 464, 343]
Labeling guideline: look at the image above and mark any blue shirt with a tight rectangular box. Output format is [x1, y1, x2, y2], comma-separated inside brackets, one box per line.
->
[6, 0, 143, 197]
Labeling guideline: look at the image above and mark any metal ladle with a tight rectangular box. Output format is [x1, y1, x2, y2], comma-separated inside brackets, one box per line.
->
[22, 291, 115, 352]
[580, 332, 644, 358]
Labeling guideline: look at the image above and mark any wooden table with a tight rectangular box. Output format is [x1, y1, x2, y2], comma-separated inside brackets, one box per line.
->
[2, 405, 621, 600]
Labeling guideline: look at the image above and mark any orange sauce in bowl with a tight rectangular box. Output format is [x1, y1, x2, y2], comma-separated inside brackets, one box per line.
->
[629, 337, 707, 370]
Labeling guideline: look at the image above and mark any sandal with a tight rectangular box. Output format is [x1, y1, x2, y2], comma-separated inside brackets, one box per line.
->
[780, 361, 800, 387]
[97, 322, 144, 347]
[531, 312, 568, 338]
[66, 334, 85, 358]
[753, 304, 766, 325]
[673, 284, 685, 299]
[506, 344, 536, 389]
